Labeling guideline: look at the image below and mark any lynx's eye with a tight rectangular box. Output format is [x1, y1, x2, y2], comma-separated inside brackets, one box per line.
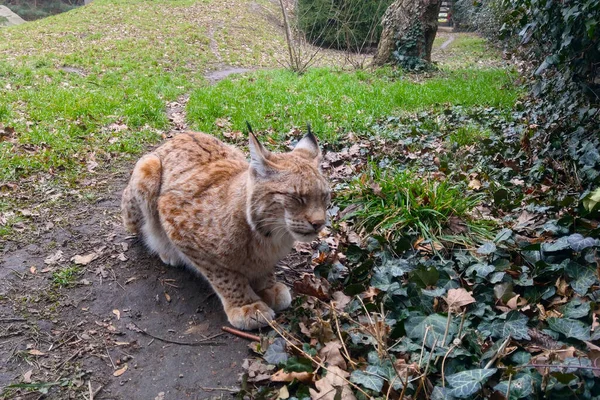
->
[290, 195, 306, 205]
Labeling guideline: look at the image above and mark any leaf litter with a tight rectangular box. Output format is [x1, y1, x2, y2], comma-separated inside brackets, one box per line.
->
[238, 106, 600, 399]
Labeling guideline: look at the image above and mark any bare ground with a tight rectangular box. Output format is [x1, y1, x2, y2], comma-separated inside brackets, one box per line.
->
[0, 67, 313, 400]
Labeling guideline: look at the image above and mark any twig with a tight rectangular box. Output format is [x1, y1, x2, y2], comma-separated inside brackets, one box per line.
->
[441, 310, 452, 348]
[200, 386, 240, 393]
[441, 334, 466, 388]
[0, 318, 26, 323]
[525, 363, 600, 372]
[259, 311, 373, 399]
[485, 336, 511, 369]
[506, 372, 513, 399]
[54, 349, 83, 371]
[129, 321, 224, 346]
[88, 380, 94, 400]
[221, 326, 260, 342]
[329, 301, 357, 368]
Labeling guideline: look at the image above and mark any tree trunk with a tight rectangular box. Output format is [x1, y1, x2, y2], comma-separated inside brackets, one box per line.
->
[373, 0, 441, 66]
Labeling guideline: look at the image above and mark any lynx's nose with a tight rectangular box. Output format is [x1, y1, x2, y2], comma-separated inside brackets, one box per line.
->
[310, 220, 325, 232]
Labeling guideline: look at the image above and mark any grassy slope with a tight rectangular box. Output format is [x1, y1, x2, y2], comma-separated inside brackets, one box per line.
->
[0, 0, 287, 183]
[187, 34, 519, 143]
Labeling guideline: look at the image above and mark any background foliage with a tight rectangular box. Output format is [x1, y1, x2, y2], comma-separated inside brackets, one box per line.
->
[297, 0, 393, 50]
[0, 0, 83, 20]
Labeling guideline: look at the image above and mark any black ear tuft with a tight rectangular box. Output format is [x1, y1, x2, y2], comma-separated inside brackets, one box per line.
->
[246, 121, 254, 135]
[306, 123, 318, 146]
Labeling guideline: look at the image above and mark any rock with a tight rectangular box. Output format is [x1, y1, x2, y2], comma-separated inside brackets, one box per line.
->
[0, 6, 26, 28]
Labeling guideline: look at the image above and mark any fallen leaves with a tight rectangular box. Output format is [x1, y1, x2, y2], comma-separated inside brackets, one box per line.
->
[44, 250, 64, 265]
[309, 366, 356, 400]
[445, 288, 476, 312]
[318, 341, 347, 370]
[294, 275, 331, 301]
[113, 364, 128, 377]
[71, 252, 99, 265]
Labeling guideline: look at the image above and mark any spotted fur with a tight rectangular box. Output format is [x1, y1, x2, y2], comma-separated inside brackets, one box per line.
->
[121, 131, 330, 330]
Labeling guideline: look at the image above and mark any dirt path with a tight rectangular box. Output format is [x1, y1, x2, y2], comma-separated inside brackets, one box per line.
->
[0, 68, 283, 400]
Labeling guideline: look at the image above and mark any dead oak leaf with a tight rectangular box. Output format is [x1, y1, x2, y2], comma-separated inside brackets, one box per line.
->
[71, 252, 99, 265]
[113, 364, 128, 377]
[44, 250, 64, 265]
[309, 366, 356, 400]
[294, 275, 331, 301]
[445, 288, 476, 312]
[271, 369, 313, 383]
[319, 341, 347, 370]
[332, 291, 351, 312]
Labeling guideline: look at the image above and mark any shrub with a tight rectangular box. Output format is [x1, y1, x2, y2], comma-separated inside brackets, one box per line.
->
[297, 0, 393, 51]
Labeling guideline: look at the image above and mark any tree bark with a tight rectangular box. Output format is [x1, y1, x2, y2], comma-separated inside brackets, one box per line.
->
[373, 0, 441, 66]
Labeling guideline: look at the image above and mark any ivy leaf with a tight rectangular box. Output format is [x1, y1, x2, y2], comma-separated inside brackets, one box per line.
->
[494, 374, 534, 398]
[476, 242, 497, 255]
[432, 386, 456, 400]
[263, 338, 288, 365]
[405, 314, 454, 348]
[446, 368, 497, 398]
[542, 237, 570, 252]
[547, 317, 591, 341]
[465, 263, 495, 278]
[478, 311, 531, 340]
[409, 266, 440, 288]
[560, 298, 591, 319]
[567, 233, 596, 252]
[494, 228, 513, 243]
[565, 262, 598, 295]
[350, 369, 384, 392]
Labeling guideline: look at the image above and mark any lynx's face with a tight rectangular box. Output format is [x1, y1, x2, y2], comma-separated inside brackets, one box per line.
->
[247, 129, 330, 242]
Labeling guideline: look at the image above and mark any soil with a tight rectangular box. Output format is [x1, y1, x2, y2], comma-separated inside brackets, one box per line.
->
[0, 67, 312, 400]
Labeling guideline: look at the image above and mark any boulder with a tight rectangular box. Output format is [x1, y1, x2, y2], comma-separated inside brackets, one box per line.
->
[0, 5, 26, 28]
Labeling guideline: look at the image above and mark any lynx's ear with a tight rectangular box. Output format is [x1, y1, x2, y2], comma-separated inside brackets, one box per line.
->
[293, 124, 321, 161]
[247, 123, 275, 178]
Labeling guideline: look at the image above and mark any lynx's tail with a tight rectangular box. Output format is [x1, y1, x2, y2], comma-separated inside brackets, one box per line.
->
[121, 154, 162, 235]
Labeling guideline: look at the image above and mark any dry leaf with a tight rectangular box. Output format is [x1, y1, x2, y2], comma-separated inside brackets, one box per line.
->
[71, 252, 99, 265]
[278, 385, 290, 399]
[44, 250, 64, 265]
[309, 366, 356, 400]
[332, 291, 351, 311]
[112, 309, 121, 320]
[23, 370, 33, 383]
[445, 288, 476, 311]
[28, 349, 45, 356]
[468, 179, 482, 190]
[293, 275, 331, 301]
[319, 341, 347, 370]
[164, 293, 171, 302]
[113, 364, 128, 377]
[29, 266, 36, 274]
[271, 369, 313, 383]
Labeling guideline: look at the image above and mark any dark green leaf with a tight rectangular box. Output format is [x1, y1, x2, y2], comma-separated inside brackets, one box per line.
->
[547, 317, 591, 341]
[446, 368, 497, 398]
[350, 369, 384, 392]
[264, 338, 288, 365]
[478, 311, 531, 340]
[477, 242, 497, 255]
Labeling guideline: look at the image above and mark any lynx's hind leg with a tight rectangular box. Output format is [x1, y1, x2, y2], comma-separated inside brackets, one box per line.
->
[123, 155, 184, 266]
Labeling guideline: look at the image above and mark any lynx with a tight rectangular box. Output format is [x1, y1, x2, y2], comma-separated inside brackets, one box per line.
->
[121, 127, 330, 330]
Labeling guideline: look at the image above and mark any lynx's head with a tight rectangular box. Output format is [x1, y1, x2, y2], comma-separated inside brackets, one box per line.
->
[246, 127, 330, 243]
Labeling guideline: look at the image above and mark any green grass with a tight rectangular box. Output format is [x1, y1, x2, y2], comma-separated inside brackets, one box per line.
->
[449, 124, 491, 146]
[0, 0, 287, 184]
[187, 67, 518, 143]
[52, 265, 81, 287]
[336, 164, 495, 247]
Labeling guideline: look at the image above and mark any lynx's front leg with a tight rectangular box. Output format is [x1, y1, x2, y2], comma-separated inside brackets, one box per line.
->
[252, 273, 292, 312]
[205, 268, 275, 330]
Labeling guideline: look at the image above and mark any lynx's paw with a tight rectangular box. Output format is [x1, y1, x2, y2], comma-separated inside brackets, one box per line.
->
[226, 301, 275, 330]
[258, 282, 292, 312]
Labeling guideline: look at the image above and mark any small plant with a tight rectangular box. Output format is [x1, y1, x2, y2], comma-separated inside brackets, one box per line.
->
[337, 164, 494, 248]
[448, 124, 491, 146]
[52, 266, 80, 287]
